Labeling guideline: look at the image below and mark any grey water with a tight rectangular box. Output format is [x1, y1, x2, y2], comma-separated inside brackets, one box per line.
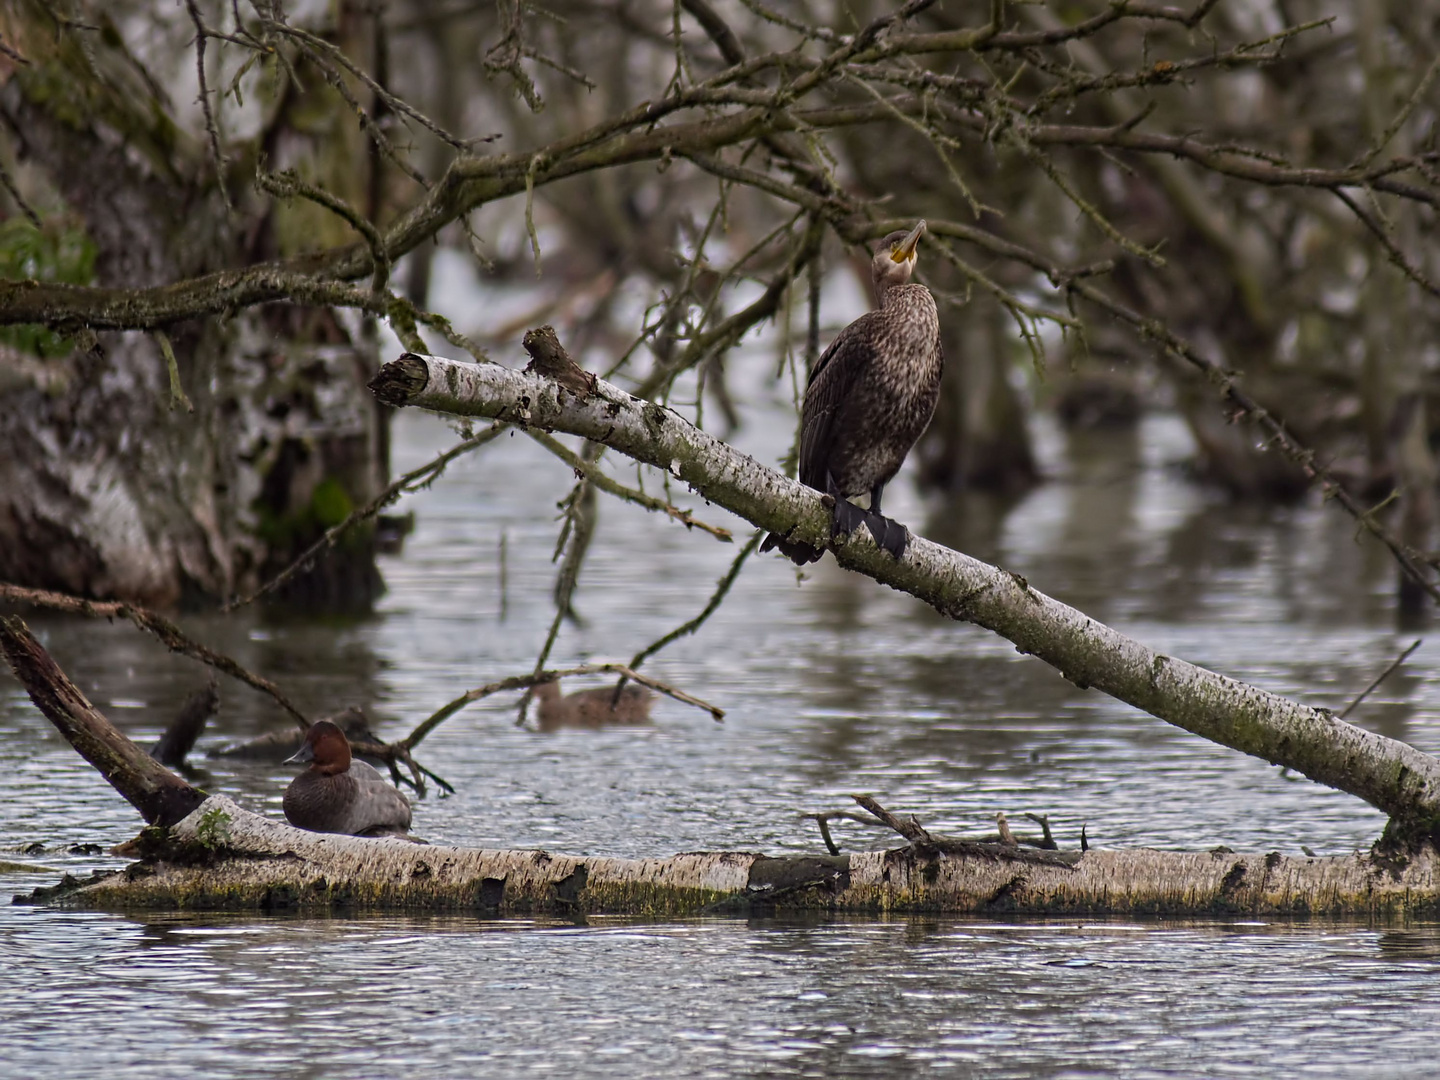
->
[4, 391, 1440, 1077]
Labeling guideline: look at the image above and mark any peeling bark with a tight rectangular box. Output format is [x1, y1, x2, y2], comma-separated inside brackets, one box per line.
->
[370, 351, 1440, 841]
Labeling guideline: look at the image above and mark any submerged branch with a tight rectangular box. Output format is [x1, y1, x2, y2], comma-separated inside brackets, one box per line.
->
[0, 617, 206, 827]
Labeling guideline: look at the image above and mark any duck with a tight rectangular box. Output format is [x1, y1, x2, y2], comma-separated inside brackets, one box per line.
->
[532, 678, 655, 731]
[282, 719, 412, 836]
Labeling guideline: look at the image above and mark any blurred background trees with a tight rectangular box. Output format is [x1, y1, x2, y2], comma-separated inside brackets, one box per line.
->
[1, 0, 1439, 622]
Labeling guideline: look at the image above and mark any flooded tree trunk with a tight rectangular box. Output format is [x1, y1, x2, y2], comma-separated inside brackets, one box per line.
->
[7, 602, 1440, 918]
[0, 2, 385, 610]
[371, 348, 1440, 845]
[917, 302, 1037, 494]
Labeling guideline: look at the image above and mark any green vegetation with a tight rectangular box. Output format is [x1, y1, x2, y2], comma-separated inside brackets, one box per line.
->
[0, 218, 96, 358]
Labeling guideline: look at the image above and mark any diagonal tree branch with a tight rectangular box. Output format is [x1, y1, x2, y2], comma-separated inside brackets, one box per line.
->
[370, 349, 1440, 845]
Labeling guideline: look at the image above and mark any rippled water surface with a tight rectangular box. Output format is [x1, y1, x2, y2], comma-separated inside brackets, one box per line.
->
[5, 385, 1440, 1076]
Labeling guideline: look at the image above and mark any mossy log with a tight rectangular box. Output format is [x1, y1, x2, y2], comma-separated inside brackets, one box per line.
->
[26, 795, 1440, 919]
[369, 349, 1440, 844]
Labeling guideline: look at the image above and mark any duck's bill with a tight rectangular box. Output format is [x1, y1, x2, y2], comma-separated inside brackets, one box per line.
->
[283, 743, 315, 765]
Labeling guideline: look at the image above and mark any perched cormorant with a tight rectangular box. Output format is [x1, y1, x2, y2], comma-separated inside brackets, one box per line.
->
[763, 220, 943, 564]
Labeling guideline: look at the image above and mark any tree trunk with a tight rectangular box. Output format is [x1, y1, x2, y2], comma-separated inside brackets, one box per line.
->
[0, 2, 385, 610]
[371, 348, 1440, 845]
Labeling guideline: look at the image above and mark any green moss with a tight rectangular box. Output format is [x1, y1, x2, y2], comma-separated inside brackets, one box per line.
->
[310, 479, 354, 527]
[255, 476, 365, 549]
[0, 218, 97, 358]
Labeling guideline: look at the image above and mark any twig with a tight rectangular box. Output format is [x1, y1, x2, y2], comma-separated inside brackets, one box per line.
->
[258, 168, 391, 293]
[1339, 639, 1422, 720]
[224, 425, 506, 612]
[851, 795, 1080, 867]
[256, 13, 429, 189]
[626, 531, 759, 673]
[0, 157, 41, 228]
[1353, 52, 1440, 171]
[0, 583, 308, 727]
[803, 809, 889, 855]
[400, 662, 724, 751]
[153, 330, 193, 413]
[184, 0, 232, 213]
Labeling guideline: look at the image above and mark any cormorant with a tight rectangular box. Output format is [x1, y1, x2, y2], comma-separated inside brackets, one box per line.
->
[763, 220, 943, 564]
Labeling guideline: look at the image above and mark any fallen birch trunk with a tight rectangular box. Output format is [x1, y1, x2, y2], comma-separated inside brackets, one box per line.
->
[370, 346, 1440, 846]
[5, 614, 1439, 917]
[24, 794, 1440, 919]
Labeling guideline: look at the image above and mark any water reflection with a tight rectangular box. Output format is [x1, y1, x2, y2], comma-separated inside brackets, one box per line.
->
[5, 911, 1439, 1078]
[5, 402, 1440, 1075]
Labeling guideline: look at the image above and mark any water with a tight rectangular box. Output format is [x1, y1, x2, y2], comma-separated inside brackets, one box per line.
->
[4, 395, 1440, 1076]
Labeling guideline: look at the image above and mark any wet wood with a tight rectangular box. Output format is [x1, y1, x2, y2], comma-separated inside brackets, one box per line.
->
[364, 350, 1440, 844]
[0, 616, 206, 827]
[27, 795, 1440, 919]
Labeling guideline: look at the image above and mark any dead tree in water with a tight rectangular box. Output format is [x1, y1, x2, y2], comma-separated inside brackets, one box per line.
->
[5, 615, 1440, 919]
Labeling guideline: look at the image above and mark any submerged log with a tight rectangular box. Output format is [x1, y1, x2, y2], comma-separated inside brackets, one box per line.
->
[22, 795, 1440, 918]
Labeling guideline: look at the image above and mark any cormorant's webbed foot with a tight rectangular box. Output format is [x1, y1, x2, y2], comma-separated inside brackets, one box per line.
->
[830, 496, 868, 540]
[863, 512, 910, 560]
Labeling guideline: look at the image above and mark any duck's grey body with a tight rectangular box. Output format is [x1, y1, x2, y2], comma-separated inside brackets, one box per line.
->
[283, 759, 412, 836]
[282, 720, 412, 837]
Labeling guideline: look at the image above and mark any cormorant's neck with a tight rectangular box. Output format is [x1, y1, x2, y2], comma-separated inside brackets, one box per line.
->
[875, 279, 914, 308]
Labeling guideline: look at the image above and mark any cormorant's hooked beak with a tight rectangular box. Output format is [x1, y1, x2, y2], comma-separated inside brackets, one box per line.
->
[891, 220, 926, 263]
[283, 741, 315, 765]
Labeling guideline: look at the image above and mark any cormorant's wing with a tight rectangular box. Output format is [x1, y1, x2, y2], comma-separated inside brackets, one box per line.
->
[797, 314, 877, 490]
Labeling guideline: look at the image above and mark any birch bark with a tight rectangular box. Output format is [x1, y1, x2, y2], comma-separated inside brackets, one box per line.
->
[371, 351, 1440, 843]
